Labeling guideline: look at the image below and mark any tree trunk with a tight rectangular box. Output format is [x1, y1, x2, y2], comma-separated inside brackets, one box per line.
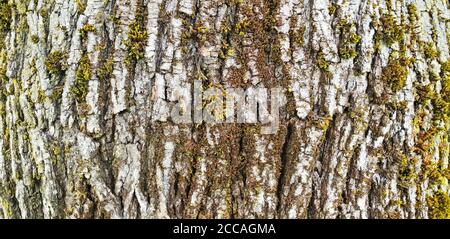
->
[0, 0, 449, 219]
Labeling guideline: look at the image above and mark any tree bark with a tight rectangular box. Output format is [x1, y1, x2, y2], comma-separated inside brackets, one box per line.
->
[0, 0, 449, 219]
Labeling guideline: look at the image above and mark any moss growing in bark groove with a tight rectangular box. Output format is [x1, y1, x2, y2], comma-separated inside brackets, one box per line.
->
[79, 24, 96, 40]
[407, 4, 418, 23]
[0, 65, 7, 103]
[0, 2, 9, 51]
[328, 3, 337, 15]
[442, 61, 450, 74]
[97, 57, 114, 81]
[31, 35, 39, 43]
[0, 1, 11, 32]
[430, 60, 450, 120]
[336, 18, 361, 59]
[382, 56, 412, 93]
[427, 190, 450, 219]
[339, 45, 358, 59]
[432, 98, 450, 121]
[441, 61, 450, 101]
[76, 0, 87, 13]
[289, 16, 305, 48]
[424, 42, 438, 59]
[380, 13, 405, 46]
[316, 52, 329, 72]
[0, 198, 14, 218]
[316, 51, 333, 79]
[124, 20, 148, 67]
[414, 59, 450, 194]
[219, 41, 235, 59]
[45, 51, 68, 75]
[71, 55, 91, 103]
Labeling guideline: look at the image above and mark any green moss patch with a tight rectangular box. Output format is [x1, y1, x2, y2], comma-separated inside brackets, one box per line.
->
[380, 13, 405, 46]
[427, 190, 450, 219]
[76, 0, 87, 13]
[45, 51, 68, 75]
[124, 20, 148, 66]
[71, 55, 91, 102]
[382, 57, 412, 92]
[0, 0, 11, 32]
[337, 19, 361, 59]
[424, 42, 438, 59]
[79, 24, 96, 40]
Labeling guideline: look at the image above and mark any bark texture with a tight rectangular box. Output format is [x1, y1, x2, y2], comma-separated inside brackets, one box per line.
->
[0, 0, 450, 219]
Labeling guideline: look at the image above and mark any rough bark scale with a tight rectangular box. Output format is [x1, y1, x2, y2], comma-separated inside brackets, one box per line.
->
[0, 0, 449, 219]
